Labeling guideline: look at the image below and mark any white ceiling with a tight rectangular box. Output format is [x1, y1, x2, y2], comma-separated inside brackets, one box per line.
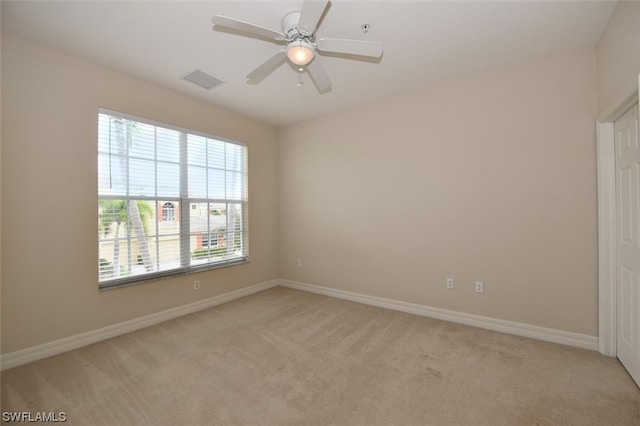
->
[1, 1, 615, 127]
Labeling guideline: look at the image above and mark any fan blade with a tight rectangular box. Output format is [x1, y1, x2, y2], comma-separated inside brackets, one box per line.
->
[247, 50, 287, 82]
[297, 0, 329, 36]
[212, 15, 285, 41]
[306, 57, 332, 92]
[316, 38, 383, 58]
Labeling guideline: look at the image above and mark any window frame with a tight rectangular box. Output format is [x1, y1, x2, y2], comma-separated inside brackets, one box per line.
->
[97, 108, 249, 290]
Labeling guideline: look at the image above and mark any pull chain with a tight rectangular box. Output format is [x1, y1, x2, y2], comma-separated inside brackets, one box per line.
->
[297, 67, 304, 87]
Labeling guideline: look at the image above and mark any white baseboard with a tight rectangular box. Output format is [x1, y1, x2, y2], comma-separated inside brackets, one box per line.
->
[279, 279, 599, 351]
[0, 279, 280, 371]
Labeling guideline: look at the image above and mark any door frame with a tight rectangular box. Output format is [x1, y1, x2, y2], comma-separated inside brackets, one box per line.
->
[596, 76, 639, 357]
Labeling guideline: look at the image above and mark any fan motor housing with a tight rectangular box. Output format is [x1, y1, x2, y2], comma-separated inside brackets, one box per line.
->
[282, 11, 303, 39]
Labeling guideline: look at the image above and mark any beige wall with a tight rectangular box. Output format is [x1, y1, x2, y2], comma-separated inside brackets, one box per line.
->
[1, 34, 279, 353]
[597, 1, 640, 114]
[279, 48, 599, 336]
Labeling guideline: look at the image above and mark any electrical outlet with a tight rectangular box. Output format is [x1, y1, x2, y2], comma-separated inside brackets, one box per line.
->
[296, 258, 302, 267]
[475, 281, 484, 294]
[446, 278, 454, 289]
[193, 280, 200, 290]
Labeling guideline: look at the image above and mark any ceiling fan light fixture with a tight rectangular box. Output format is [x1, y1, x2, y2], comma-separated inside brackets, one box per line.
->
[286, 40, 315, 66]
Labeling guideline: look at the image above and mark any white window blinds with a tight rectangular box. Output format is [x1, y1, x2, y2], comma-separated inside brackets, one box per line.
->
[98, 109, 248, 288]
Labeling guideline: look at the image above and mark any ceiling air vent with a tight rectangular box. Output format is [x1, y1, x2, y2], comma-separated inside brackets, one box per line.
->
[183, 70, 224, 90]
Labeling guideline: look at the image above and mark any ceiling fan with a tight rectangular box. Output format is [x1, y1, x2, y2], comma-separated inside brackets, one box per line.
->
[211, 0, 383, 93]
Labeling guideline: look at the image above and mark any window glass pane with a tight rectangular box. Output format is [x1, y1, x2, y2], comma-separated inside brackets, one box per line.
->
[190, 202, 208, 265]
[188, 165, 206, 198]
[98, 199, 158, 281]
[157, 127, 180, 163]
[226, 143, 243, 171]
[158, 235, 181, 271]
[98, 153, 126, 195]
[97, 114, 114, 153]
[158, 201, 179, 234]
[224, 203, 243, 256]
[129, 199, 156, 274]
[190, 202, 228, 264]
[157, 162, 179, 196]
[208, 169, 226, 199]
[207, 139, 226, 169]
[129, 159, 156, 196]
[187, 134, 206, 166]
[226, 203, 243, 232]
[128, 122, 156, 160]
[209, 203, 228, 234]
[189, 202, 209, 218]
[155, 200, 181, 271]
[226, 171, 242, 200]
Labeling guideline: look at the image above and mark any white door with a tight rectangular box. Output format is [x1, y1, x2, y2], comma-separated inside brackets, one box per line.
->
[615, 102, 640, 386]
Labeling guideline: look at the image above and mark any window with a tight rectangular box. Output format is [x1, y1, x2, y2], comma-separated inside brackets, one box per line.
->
[162, 202, 175, 222]
[98, 109, 248, 288]
[202, 232, 219, 247]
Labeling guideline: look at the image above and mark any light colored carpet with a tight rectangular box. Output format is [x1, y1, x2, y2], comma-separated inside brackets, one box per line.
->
[1, 286, 639, 425]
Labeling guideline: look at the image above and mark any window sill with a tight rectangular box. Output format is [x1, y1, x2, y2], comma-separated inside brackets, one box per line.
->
[98, 258, 249, 291]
